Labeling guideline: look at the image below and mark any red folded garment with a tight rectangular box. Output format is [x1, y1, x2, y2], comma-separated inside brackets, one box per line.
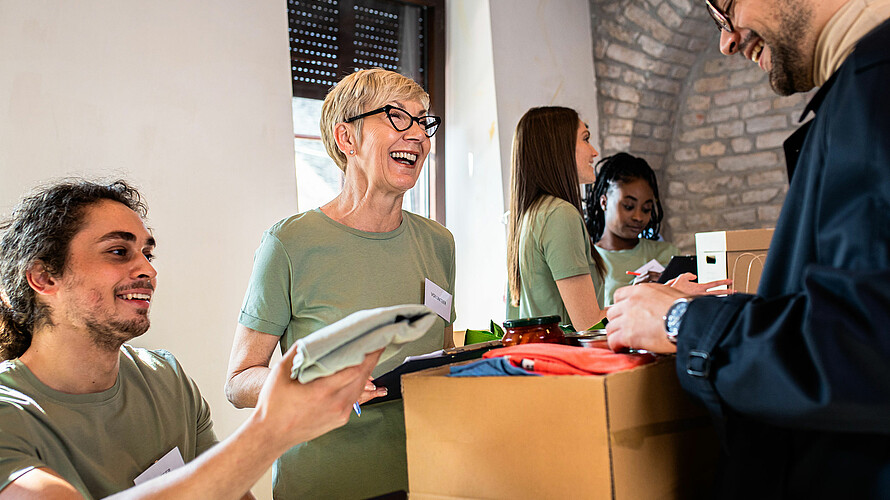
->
[482, 342, 656, 375]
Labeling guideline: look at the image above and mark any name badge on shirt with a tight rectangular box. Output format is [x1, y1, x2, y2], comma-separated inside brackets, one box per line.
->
[424, 278, 452, 321]
[133, 446, 185, 485]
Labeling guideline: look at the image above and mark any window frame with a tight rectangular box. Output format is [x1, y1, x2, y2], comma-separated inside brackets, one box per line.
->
[402, 0, 445, 225]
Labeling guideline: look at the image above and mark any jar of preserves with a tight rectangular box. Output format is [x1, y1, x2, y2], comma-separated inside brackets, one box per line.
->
[501, 315, 563, 347]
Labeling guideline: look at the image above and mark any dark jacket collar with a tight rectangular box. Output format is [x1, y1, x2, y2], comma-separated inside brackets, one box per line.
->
[786, 17, 890, 178]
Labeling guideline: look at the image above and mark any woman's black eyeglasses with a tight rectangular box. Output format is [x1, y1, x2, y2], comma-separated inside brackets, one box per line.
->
[345, 105, 441, 138]
[705, 0, 734, 33]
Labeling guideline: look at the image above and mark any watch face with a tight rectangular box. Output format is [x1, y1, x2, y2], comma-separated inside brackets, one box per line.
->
[666, 299, 689, 338]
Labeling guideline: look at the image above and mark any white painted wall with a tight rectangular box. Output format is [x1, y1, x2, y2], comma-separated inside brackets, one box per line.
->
[1, 0, 602, 493]
[446, 0, 600, 331]
[489, 0, 601, 202]
[445, 0, 507, 331]
[0, 1, 294, 497]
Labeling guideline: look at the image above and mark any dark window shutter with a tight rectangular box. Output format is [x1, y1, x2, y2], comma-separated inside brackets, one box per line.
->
[287, 0, 342, 100]
[287, 0, 428, 100]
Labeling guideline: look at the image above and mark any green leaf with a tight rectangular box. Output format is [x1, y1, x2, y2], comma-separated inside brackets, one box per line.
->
[586, 319, 608, 331]
[559, 324, 576, 334]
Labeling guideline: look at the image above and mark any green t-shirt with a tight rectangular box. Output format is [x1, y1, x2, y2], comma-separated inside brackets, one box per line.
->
[595, 238, 680, 306]
[238, 208, 456, 499]
[0, 345, 217, 499]
[513, 196, 604, 326]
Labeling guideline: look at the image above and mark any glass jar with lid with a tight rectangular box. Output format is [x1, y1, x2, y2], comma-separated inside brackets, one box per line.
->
[501, 315, 564, 347]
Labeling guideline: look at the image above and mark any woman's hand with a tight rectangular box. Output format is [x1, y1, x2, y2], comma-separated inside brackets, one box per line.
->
[633, 270, 662, 284]
[667, 272, 734, 296]
[357, 377, 388, 404]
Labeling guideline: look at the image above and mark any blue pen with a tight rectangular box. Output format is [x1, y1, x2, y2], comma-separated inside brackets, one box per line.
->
[353, 401, 361, 417]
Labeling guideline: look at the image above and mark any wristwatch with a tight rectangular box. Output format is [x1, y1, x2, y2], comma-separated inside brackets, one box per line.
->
[664, 298, 690, 344]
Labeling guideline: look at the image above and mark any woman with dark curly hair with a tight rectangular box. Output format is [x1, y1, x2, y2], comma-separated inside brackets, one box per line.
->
[584, 153, 679, 305]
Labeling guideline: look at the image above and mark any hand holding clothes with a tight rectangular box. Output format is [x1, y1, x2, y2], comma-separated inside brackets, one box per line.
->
[291, 304, 436, 383]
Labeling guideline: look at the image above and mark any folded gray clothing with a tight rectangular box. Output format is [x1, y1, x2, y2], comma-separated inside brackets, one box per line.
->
[290, 304, 437, 383]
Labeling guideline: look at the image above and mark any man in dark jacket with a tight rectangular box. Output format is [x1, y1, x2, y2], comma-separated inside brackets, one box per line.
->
[606, 0, 890, 497]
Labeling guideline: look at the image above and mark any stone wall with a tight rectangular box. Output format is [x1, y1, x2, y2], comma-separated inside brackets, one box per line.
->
[590, 0, 814, 252]
[666, 45, 816, 250]
[590, 0, 712, 171]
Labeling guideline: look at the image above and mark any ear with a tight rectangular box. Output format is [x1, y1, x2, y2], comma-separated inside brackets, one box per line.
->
[333, 122, 357, 156]
[599, 194, 608, 211]
[25, 261, 60, 296]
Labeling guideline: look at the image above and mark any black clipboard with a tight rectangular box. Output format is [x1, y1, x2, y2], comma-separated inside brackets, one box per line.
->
[656, 255, 696, 283]
[365, 340, 502, 406]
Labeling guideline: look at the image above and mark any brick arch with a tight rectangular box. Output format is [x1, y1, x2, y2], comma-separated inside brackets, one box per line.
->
[590, 0, 713, 170]
[590, 0, 810, 251]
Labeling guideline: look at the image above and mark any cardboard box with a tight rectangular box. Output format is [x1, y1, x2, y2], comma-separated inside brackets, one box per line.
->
[402, 358, 718, 499]
[696, 228, 774, 294]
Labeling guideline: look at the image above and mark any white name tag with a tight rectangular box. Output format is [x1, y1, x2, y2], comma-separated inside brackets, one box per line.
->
[134, 446, 185, 485]
[424, 278, 453, 321]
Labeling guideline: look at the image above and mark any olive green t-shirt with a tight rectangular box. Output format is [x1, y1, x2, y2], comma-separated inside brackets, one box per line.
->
[514, 196, 604, 326]
[0, 345, 217, 499]
[595, 238, 679, 306]
[238, 208, 455, 499]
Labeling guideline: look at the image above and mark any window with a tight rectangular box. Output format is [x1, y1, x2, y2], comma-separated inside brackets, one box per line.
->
[287, 0, 445, 222]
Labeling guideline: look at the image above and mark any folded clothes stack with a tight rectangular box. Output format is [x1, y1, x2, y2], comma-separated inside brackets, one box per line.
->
[449, 342, 655, 377]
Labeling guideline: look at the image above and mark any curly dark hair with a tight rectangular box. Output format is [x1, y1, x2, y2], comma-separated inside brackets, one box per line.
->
[584, 152, 664, 243]
[0, 179, 147, 360]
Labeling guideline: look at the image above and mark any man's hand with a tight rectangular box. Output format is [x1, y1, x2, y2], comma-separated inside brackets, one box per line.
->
[255, 343, 383, 448]
[606, 283, 687, 354]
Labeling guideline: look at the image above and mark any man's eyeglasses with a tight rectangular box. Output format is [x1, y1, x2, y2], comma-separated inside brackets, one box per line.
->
[705, 0, 734, 33]
[345, 105, 441, 138]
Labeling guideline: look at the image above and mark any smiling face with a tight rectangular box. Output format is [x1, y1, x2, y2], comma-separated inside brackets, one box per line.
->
[717, 0, 817, 95]
[600, 178, 656, 248]
[52, 199, 157, 350]
[575, 120, 599, 184]
[351, 99, 431, 196]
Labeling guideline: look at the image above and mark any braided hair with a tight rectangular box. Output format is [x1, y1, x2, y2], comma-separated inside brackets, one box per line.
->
[584, 152, 664, 243]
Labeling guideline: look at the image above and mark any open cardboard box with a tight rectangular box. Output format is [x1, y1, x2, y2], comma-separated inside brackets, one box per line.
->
[402, 357, 718, 499]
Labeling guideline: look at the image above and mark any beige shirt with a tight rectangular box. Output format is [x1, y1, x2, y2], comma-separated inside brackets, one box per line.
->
[813, 0, 890, 86]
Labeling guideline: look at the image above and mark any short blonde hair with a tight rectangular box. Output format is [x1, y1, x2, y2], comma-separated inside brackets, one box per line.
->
[320, 68, 431, 172]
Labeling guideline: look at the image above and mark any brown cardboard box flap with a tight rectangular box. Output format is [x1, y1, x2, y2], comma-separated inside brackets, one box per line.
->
[403, 357, 718, 499]
[723, 228, 774, 250]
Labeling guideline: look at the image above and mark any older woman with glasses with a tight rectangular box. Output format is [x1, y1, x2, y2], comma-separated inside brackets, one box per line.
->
[224, 68, 454, 499]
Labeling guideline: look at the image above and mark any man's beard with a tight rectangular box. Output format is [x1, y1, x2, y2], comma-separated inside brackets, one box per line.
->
[766, 3, 815, 95]
[86, 312, 150, 351]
